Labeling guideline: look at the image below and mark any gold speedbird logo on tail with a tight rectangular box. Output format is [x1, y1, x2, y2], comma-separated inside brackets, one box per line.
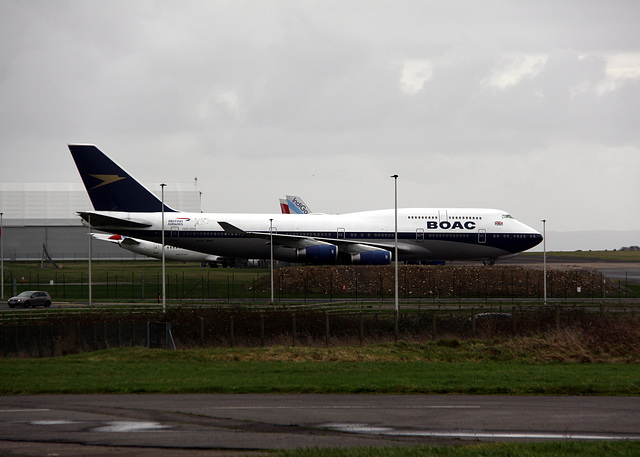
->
[90, 174, 126, 190]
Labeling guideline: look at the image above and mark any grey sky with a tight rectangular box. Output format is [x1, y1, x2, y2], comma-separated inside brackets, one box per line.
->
[1, 0, 638, 234]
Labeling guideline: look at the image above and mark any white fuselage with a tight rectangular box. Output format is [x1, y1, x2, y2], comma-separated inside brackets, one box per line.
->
[88, 207, 542, 263]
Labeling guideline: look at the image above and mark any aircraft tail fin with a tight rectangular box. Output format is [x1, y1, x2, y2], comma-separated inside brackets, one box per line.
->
[69, 144, 176, 213]
[279, 198, 291, 214]
[286, 195, 312, 214]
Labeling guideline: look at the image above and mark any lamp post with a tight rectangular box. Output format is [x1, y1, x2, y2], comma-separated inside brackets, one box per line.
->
[1, 212, 4, 300]
[269, 218, 274, 303]
[161, 184, 167, 313]
[391, 175, 398, 314]
[391, 175, 399, 341]
[88, 213, 92, 307]
[542, 219, 547, 305]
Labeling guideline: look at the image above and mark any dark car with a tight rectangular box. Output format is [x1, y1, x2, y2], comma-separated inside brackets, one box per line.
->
[8, 291, 52, 308]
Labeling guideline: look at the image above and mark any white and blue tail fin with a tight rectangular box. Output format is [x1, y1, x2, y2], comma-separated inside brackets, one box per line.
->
[286, 195, 312, 214]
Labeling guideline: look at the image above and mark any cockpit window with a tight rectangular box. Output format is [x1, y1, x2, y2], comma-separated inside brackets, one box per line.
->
[502, 214, 514, 219]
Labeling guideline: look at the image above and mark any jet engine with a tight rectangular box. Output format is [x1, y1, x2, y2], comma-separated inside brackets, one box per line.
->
[297, 245, 338, 264]
[351, 250, 391, 265]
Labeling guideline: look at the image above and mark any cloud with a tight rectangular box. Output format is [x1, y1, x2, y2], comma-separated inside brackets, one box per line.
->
[0, 0, 639, 236]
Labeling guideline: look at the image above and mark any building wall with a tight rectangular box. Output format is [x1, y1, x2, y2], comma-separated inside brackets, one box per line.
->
[0, 182, 201, 261]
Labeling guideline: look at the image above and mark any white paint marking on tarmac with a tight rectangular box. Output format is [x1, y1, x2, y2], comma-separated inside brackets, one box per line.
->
[322, 423, 640, 441]
[207, 405, 481, 410]
[30, 420, 77, 425]
[91, 421, 170, 433]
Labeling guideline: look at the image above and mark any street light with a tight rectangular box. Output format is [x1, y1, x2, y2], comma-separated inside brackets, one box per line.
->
[542, 219, 547, 305]
[1, 212, 4, 300]
[161, 184, 167, 313]
[391, 175, 399, 315]
[270, 218, 274, 303]
[88, 213, 92, 307]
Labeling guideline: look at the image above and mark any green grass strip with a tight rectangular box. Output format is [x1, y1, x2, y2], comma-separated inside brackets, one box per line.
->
[1, 347, 639, 395]
[273, 441, 640, 457]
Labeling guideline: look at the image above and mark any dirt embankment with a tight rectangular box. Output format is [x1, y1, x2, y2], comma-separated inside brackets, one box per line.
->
[261, 265, 620, 298]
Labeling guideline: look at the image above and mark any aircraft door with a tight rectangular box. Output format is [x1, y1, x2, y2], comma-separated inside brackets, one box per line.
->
[170, 226, 179, 240]
[478, 229, 486, 244]
[337, 228, 346, 239]
[438, 210, 448, 221]
[416, 228, 424, 242]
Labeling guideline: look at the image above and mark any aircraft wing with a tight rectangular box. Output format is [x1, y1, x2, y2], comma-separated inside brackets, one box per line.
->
[78, 211, 153, 229]
[217, 221, 332, 249]
[217, 221, 416, 261]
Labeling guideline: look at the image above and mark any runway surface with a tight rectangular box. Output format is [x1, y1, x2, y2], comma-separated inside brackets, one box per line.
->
[2, 394, 640, 455]
[500, 255, 640, 284]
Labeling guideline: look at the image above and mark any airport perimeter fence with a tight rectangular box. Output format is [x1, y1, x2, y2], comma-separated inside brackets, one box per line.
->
[2, 264, 635, 302]
[1, 303, 639, 357]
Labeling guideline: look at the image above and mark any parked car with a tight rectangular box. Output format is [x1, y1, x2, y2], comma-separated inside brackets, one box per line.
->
[8, 291, 52, 308]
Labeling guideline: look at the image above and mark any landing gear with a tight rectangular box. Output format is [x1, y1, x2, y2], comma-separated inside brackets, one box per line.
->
[483, 258, 496, 266]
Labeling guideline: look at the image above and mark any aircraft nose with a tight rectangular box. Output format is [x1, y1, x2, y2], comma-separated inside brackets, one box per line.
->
[530, 233, 543, 249]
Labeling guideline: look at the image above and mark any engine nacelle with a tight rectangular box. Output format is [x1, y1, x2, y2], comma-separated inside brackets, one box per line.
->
[352, 250, 391, 265]
[297, 245, 338, 264]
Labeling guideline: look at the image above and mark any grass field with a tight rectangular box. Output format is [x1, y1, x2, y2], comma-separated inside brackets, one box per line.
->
[1, 344, 639, 396]
[271, 441, 640, 457]
[2, 341, 640, 456]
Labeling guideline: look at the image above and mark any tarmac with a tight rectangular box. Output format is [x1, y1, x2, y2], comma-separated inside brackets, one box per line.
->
[2, 394, 640, 456]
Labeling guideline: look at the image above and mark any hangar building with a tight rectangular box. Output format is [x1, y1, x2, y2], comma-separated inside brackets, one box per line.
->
[0, 182, 201, 261]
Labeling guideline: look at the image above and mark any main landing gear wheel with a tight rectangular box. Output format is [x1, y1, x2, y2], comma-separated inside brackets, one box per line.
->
[483, 258, 496, 266]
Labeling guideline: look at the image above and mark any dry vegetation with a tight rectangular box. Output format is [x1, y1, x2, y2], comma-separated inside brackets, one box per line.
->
[261, 265, 621, 298]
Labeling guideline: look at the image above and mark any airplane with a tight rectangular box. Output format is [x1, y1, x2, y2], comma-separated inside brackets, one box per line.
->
[91, 233, 223, 266]
[69, 144, 543, 266]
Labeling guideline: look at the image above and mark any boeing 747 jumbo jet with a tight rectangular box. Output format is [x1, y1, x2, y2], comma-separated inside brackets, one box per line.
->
[69, 144, 542, 265]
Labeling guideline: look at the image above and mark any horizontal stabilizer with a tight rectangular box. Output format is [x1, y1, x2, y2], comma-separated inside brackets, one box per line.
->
[79, 212, 152, 229]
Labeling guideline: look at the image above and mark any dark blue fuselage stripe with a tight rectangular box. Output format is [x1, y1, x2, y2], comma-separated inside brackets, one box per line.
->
[116, 230, 543, 254]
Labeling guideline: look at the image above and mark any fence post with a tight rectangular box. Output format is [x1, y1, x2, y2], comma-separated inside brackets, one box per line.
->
[76, 322, 82, 351]
[325, 313, 330, 348]
[471, 307, 476, 337]
[292, 313, 296, 347]
[555, 304, 560, 331]
[394, 310, 399, 342]
[431, 309, 436, 340]
[512, 305, 517, 334]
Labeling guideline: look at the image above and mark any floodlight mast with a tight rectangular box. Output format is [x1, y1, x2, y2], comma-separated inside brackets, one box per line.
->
[391, 175, 399, 313]
[270, 218, 274, 303]
[161, 184, 167, 313]
[1, 212, 4, 300]
[542, 219, 547, 306]
[88, 213, 92, 307]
